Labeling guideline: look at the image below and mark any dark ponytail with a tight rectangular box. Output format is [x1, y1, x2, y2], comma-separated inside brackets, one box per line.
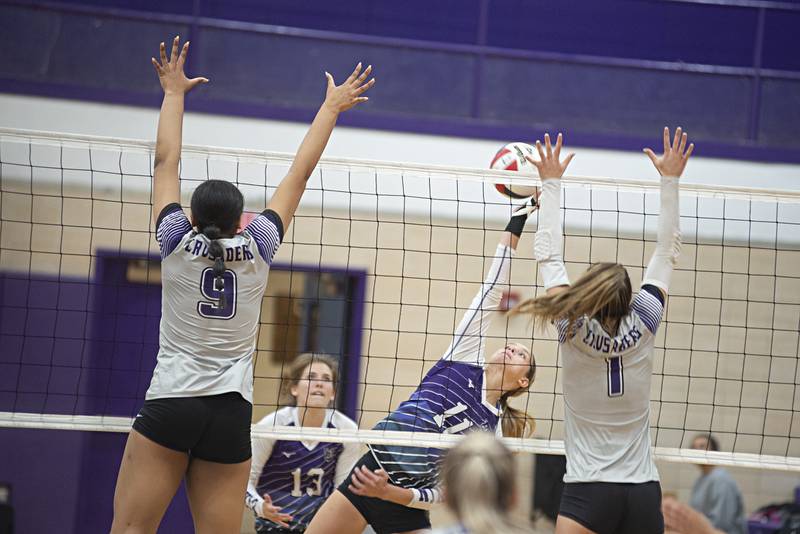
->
[202, 224, 227, 308]
[190, 179, 244, 310]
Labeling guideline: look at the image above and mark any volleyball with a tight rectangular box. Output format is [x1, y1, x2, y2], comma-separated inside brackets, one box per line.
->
[490, 142, 540, 199]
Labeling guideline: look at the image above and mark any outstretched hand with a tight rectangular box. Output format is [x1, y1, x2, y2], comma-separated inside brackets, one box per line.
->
[644, 127, 694, 178]
[323, 63, 375, 113]
[151, 36, 208, 95]
[526, 133, 575, 180]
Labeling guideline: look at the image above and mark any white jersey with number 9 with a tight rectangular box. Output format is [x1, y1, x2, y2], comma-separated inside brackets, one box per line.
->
[146, 203, 283, 403]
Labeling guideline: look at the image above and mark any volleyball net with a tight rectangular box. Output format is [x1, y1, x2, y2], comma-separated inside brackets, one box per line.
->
[1, 128, 799, 472]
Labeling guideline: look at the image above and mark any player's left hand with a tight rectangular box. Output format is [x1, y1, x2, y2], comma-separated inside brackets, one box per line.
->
[151, 36, 208, 95]
[526, 133, 575, 180]
[323, 63, 375, 113]
[348, 465, 390, 498]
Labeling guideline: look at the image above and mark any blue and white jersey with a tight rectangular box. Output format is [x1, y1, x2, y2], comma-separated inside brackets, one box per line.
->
[246, 407, 360, 531]
[370, 244, 514, 498]
[146, 204, 283, 403]
[558, 285, 664, 484]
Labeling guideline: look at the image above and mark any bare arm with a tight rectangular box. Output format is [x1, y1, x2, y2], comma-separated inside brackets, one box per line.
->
[267, 63, 375, 231]
[525, 133, 575, 297]
[348, 466, 440, 509]
[150, 36, 208, 224]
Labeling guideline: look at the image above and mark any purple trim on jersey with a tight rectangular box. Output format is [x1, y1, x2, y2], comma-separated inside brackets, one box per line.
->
[631, 288, 664, 334]
[155, 203, 192, 259]
[556, 317, 583, 344]
[245, 209, 283, 263]
[640, 283, 665, 305]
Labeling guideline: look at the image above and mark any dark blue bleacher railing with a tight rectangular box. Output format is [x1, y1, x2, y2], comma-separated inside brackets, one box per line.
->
[1, 0, 798, 163]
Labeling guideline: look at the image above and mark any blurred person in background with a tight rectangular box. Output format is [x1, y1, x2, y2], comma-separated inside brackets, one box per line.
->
[689, 435, 747, 534]
[432, 432, 530, 534]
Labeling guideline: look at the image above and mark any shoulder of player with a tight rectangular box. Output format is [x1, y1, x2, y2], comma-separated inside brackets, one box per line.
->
[256, 406, 293, 426]
[329, 409, 358, 430]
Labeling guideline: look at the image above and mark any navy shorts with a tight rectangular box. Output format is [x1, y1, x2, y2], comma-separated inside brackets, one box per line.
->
[132, 391, 252, 464]
[559, 481, 664, 534]
[337, 452, 431, 534]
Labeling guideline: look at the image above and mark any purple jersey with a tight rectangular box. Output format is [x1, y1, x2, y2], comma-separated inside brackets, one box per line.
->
[246, 407, 359, 531]
[369, 244, 514, 496]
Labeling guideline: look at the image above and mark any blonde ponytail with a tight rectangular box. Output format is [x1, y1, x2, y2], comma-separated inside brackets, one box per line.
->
[443, 433, 530, 534]
[512, 262, 632, 337]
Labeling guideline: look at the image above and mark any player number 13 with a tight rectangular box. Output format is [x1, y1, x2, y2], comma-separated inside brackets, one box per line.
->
[291, 467, 324, 497]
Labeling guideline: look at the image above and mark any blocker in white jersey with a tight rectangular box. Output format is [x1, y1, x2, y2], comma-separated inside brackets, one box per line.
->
[111, 36, 375, 534]
[147, 203, 282, 404]
[306, 207, 538, 534]
[558, 285, 663, 483]
[512, 129, 693, 534]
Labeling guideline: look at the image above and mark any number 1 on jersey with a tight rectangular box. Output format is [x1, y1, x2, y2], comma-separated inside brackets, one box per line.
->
[607, 356, 624, 397]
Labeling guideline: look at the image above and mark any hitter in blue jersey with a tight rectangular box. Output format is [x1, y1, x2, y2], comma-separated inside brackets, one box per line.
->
[306, 203, 539, 534]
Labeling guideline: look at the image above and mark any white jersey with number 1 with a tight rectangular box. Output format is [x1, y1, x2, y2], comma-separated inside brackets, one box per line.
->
[557, 287, 664, 484]
[146, 203, 283, 403]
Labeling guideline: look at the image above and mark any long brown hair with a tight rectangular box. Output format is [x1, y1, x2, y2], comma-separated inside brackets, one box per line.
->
[500, 351, 536, 438]
[512, 262, 632, 337]
[442, 432, 531, 534]
[279, 352, 339, 406]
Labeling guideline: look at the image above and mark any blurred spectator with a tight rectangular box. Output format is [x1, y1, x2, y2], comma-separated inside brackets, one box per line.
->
[689, 435, 747, 534]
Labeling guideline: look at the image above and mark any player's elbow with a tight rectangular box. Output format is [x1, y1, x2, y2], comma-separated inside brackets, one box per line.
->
[153, 152, 179, 173]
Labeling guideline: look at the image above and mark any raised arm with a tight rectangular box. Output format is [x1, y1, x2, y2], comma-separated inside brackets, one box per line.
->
[441, 201, 539, 365]
[150, 36, 208, 224]
[267, 63, 375, 231]
[642, 127, 693, 300]
[525, 133, 575, 297]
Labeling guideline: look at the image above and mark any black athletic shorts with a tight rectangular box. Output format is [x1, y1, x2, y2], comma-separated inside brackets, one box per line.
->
[559, 481, 664, 534]
[132, 391, 252, 464]
[337, 452, 431, 534]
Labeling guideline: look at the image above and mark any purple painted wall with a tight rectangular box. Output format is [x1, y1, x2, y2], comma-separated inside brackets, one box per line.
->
[0, 252, 367, 534]
[1, 0, 798, 162]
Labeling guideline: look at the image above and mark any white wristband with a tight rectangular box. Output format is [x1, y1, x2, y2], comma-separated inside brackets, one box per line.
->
[408, 487, 439, 510]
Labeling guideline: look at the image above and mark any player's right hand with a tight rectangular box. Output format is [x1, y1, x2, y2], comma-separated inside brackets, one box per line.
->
[259, 493, 293, 527]
[644, 127, 694, 178]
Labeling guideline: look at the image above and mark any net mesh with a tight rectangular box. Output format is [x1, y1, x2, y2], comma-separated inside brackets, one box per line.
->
[1, 128, 799, 471]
